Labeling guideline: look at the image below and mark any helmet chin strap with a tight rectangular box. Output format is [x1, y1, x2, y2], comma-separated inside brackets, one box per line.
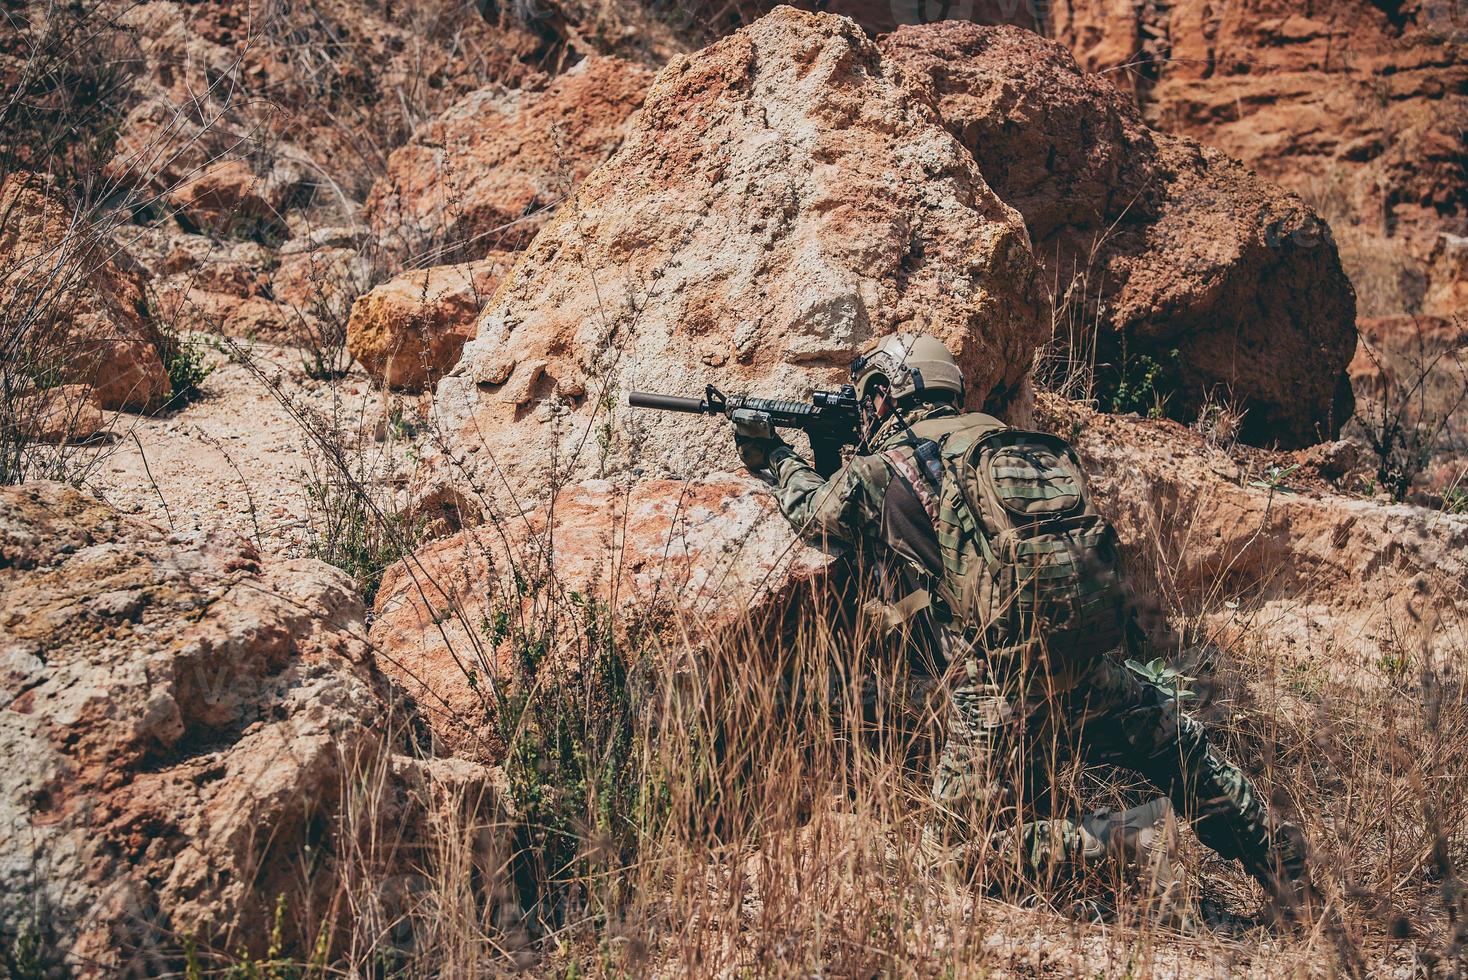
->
[858, 394, 880, 451]
[858, 383, 890, 451]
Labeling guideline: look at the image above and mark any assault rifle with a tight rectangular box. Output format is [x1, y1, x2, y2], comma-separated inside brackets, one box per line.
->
[628, 384, 861, 477]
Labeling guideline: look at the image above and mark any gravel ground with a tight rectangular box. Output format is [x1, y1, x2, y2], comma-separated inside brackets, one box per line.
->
[84, 339, 420, 556]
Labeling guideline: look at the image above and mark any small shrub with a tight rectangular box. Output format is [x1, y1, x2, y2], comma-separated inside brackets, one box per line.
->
[229, 338, 420, 601]
[299, 314, 355, 382]
[3, 916, 47, 980]
[0, 0, 142, 201]
[1249, 462, 1302, 494]
[492, 588, 651, 924]
[158, 330, 216, 409]
[1349, 317, 1468, 503]
[303, 471, 416, 605]
[1101, 347, 1179, 419]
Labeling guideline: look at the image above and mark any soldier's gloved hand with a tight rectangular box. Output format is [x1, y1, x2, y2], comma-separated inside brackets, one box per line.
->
[730, 408, 784, 472]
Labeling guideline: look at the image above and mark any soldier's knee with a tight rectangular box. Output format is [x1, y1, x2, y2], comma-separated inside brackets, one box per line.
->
[1126, 706, 1214, 777]
[949, 686, 1016, 738]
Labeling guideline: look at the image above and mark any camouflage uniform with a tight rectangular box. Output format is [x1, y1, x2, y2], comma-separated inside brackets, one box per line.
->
[765, 404, 1307, 888]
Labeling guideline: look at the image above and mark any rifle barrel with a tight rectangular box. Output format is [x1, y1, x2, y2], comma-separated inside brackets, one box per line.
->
[627, 391, 711, 414]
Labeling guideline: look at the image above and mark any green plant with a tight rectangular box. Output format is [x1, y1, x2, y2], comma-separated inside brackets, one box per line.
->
[300, 340, 353, 382]
[1377, 651, 1411, 681]
[1101, 348, 1179, 419]
[489, 585, 655, 929]
[1249, 462, 1301, 494]
[159, 329, 216, 408]
[1123, 657, 1195, 702]
[230, 338, 421, 602]
[387, 403, 416, 441]
[4, 916, 47, 980]
[304, 478, 415, 604]
[213, 893, 327, 980]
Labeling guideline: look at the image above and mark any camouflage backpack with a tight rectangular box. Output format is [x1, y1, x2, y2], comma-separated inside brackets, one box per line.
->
[883, 413, 1127, 671]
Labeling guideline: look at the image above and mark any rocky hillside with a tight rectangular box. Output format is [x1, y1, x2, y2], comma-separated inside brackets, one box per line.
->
[1, 0, 1465, 974]
[1048, 0, 1466, 317]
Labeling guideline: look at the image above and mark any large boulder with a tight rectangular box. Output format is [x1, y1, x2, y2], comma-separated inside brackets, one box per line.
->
[366, 57, 656, 260]
[271, 228, 376, 322]
[0, 173, 170, 412]
[346, 254, 516, 391]
[371, 476, 832, 755]
[432, 6, 1044, 498]
[153, 286, 303, 346]
[801, 0, 1037, 34]
[10, 385, 105, 444]
[0, 484, 375, 969]
[881, 22, 1357, 447]
[0, 483, 507, 972]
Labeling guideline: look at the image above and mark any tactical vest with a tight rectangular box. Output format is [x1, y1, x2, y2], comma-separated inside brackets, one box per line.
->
[870, 412, 1126, 676]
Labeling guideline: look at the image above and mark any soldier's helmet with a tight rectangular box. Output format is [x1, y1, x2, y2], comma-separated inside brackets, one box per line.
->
[850, 333, 964, 405]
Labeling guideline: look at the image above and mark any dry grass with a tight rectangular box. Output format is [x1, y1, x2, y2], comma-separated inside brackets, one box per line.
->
[8, 4, 1466, 976]
[327, 573, 1460, 976]
[159, 110, 1467, 976]
[157, 409, 1463, 976]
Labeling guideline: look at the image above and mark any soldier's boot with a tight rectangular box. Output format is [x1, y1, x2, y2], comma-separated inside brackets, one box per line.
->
[1079, 798, 1196, 931]
[1242, 821, 1324, 927]
[918, 813, 993, 883]
[1241, 823, 1365, 975]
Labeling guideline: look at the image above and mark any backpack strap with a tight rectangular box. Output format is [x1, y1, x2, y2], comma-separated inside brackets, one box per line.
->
[874, 414, 1007, 630]
[860, 587, 934, 636]
[882, 446, 939, 522]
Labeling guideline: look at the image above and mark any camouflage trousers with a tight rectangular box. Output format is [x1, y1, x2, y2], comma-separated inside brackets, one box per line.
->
[926, 650, 1306, 889]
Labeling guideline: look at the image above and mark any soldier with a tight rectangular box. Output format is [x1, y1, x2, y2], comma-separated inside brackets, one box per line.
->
[730, 332, 1318, 923]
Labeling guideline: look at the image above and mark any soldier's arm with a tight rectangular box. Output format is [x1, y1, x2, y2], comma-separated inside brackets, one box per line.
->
[765, 444, 881, 549]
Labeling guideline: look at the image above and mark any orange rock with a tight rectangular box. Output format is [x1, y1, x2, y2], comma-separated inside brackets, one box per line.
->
[164, 159, 286, 241]
[106, 0, 550, 209]
[1044, 0, 1467, 302]
[0, 483, 385, 969]
[1039, 393, 1468, 675]
[811, 0, 1038, 34]
[11, 385, 105, 444]
[1424, 235, 1468, 318]
[346, 254, 516, 391]
[432, 8, 1044, 500]
[371, 476, 832, 755]
[881, 22, 1357, 448]
[271, 244, 372, 320]
[155, 286, 302, 346]
[366, 56, 655, 259]
[0, 172, 170, 411]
